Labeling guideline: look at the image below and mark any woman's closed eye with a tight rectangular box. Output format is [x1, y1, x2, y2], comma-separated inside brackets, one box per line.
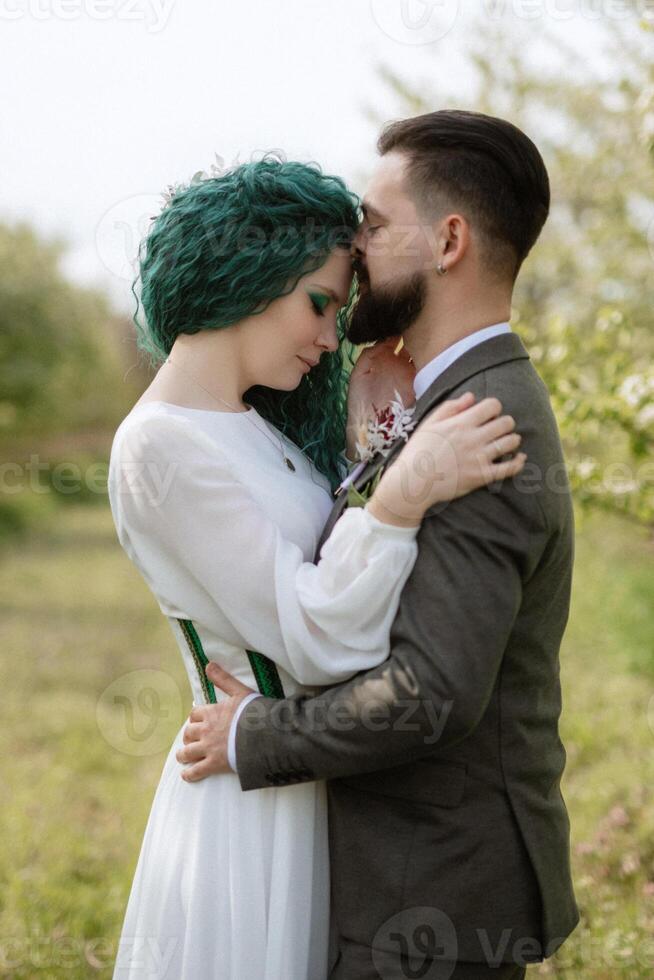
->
[309, 292, 330, 317]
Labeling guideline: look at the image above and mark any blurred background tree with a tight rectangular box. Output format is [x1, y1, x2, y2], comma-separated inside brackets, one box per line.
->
[0, 222, 144, 443]
[3, 17, 652, 531]
[370, 17, 654, 527]
[0, 222, 148, 540]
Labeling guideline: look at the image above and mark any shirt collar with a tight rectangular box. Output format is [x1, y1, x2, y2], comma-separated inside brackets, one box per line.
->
[412, 322, 512, 401]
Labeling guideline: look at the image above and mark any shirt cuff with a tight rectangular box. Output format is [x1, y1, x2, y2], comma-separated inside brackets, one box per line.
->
[227, 692, 263, 772]
[360, 502, 420, 539]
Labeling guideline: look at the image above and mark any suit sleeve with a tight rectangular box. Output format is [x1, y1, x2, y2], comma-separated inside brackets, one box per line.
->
[235, 471, 549, 790]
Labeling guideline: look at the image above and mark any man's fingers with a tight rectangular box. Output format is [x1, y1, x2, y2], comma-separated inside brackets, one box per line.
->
[189, 705, 209, 723]
[205, 662, 253, 698]
[176, 742, 206, 765]
[182, 722, 203, 744]
[181, 760, 214, 783]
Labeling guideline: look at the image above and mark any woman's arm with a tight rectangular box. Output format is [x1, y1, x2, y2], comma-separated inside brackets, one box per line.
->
[110, 413, 420, 687]
[111, 399, 524, 689]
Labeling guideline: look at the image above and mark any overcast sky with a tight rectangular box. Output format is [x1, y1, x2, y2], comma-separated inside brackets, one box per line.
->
[1, 0, 625, 310]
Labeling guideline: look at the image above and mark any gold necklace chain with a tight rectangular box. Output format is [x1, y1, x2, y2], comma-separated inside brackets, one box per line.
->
[164, 356, 296, 473]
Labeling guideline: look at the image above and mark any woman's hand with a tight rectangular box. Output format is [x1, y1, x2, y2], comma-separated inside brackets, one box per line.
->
[366, 392, 526, 527]
[346, 337, 416, 461]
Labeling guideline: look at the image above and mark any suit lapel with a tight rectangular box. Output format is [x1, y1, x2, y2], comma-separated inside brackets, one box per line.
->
[315, 332, 531, 559]
[411, 331, 531, 423]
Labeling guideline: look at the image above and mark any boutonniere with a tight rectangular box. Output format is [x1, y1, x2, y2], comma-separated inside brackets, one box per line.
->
[346, 392, 417, 509]
[347, 469, 383, 509]
[355, 391, 417, 464]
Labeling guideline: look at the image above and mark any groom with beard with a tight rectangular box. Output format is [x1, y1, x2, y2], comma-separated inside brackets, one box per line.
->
[180, 109, 579, 979]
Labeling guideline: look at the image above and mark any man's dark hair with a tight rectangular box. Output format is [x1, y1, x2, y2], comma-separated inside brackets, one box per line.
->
[377, 109, 550, 283]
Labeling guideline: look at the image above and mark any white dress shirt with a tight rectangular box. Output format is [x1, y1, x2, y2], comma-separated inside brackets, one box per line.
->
[413, 321, 512, 399]
[228, 320, 513, 772]
[228, 691, 263, 769]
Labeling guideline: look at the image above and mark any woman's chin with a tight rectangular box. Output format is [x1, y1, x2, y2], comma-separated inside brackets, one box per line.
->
[259, 362, 311, 392]
[287, 362, 312, 389]
[264, 376, 305, 392]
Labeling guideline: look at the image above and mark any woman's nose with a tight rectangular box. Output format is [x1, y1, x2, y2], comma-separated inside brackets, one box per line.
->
[318, 320, 339, 353]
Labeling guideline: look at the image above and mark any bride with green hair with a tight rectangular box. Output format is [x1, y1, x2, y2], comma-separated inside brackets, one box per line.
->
[132, 154, 361, 492]
[108, 154, 523, 978]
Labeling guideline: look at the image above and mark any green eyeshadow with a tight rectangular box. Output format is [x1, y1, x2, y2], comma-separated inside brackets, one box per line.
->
[308, 291, 330, 314]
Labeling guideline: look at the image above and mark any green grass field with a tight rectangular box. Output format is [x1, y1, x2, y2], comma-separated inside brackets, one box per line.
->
[0, 503, 652, 978]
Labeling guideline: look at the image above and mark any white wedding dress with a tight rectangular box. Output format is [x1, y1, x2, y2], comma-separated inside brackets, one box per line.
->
[107, 400, 419, 980]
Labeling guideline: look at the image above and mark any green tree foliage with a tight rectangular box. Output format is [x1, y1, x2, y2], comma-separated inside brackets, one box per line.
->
[370, 19, 654, 526]
[0, 222, 142, 442]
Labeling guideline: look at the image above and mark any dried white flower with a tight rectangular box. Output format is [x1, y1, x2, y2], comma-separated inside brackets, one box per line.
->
[159, 153, 228, 210]
[355, 391, 417, 463]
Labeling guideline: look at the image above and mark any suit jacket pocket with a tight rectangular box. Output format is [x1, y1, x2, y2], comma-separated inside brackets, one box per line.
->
[338, 757, 467, 809]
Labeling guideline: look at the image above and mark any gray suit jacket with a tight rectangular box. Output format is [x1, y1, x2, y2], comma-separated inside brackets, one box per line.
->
[235, 333, 579, 965]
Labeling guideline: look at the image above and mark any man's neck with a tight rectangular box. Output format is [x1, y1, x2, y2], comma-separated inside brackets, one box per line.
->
[403, 290, 512, 372]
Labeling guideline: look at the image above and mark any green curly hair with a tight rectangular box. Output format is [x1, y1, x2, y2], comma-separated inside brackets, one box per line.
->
[132, 154, 361, 490]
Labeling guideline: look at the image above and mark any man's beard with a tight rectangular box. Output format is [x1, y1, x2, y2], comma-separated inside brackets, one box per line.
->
[346, 270, 427, 345]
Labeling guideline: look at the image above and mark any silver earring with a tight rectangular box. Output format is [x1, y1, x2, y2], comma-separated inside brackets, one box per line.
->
[437, 262, 447, 276]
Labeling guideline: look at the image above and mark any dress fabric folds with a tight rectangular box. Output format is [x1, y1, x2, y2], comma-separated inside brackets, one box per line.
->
[108, 400, 419, 979]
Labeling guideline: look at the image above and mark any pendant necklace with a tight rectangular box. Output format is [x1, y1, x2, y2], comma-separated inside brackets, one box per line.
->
[164, 356, 296, 473]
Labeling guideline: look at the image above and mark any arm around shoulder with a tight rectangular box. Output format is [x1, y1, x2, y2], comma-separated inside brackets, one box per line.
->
[235, 474, 549, 790]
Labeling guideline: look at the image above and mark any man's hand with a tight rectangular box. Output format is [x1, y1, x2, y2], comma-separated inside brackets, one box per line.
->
[176, 663, 255, 782]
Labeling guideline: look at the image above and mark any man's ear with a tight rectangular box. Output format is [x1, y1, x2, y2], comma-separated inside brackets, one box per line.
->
[441, 213, 470, 268]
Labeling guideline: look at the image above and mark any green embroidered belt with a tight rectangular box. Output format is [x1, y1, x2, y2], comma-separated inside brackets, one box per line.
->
[177, 618, 285, 702]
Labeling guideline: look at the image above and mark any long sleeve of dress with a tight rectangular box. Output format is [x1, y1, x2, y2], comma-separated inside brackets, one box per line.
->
[110, 411, 419, 686]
